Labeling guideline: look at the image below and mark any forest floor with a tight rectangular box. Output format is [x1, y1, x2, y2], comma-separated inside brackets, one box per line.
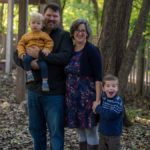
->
[0, 70, 150, 150]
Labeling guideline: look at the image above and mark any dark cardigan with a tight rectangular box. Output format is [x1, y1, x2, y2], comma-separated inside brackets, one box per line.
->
[80, 41, 103, 81]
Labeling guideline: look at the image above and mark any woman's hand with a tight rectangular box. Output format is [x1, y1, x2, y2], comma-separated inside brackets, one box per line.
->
[92, 101, 100, 113]
[26, 46, 40, 58]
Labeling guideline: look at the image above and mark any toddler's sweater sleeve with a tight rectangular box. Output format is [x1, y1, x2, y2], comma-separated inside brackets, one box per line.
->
[17, 34, 27, 58]
[42, 32, 54, 52]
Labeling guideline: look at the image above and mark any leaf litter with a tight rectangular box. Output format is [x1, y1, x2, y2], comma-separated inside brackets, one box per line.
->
[0, 70, 149, 150]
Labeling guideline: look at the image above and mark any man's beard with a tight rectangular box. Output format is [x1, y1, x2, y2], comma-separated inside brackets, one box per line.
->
[45, 20, 57, 29]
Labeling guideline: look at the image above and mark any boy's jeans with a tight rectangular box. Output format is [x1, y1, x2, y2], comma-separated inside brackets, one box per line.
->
[27, 89, 64, 150]
[23, 55, 48, 78]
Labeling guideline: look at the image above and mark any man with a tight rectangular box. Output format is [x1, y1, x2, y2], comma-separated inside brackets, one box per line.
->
[14, 3, 73, 150]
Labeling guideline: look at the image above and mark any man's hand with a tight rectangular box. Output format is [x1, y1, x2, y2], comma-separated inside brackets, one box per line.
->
[26, 46, 40, 58]
[92, 101, 100, 113]
[42, 49, 50, 56]
[31, 59, 39, 70]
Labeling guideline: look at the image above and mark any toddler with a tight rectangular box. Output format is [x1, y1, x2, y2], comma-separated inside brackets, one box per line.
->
[17, 12, 53, 92]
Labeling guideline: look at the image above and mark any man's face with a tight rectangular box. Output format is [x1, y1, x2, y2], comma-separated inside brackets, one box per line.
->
[44, 8, 60, 30]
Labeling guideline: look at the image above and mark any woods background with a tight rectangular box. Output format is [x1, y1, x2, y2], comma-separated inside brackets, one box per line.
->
[0, 0, 150, 101]
[0, 0, 150, 149]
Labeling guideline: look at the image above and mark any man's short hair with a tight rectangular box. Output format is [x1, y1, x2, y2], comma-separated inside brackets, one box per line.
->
[44, 3, 60, 14]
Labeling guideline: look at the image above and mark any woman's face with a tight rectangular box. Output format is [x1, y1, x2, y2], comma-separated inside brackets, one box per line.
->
[73, 23, 88, 45]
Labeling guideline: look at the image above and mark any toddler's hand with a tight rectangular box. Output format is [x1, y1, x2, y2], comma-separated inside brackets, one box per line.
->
[20, 54, 26, 60]
[26, 46, 40, 58]
[42, 49, 50, 56]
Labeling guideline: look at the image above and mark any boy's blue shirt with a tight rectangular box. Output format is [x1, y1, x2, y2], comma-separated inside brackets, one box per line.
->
[95, 92, 124, 136]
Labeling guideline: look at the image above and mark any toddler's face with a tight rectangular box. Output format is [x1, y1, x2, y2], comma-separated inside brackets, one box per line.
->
[30, 20, 42, 32]
[103, 80, 119, 98]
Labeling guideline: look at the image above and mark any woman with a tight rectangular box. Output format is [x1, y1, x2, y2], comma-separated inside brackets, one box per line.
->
[65, 19, 103, 150]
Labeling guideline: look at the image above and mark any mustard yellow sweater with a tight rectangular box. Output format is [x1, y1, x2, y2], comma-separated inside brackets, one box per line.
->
[17, 31, 53, 58]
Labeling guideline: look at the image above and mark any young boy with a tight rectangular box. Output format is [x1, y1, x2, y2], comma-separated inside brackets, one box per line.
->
[93, 74, 124, 150]
[17, 12, 53, 92]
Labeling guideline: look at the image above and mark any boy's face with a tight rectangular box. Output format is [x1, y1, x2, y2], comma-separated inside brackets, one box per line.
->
[103, 80, 119, 98]
[30, 20, 42, 32]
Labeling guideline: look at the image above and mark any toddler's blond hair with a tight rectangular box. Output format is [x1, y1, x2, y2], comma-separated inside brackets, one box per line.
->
[30, 12, 44, 23]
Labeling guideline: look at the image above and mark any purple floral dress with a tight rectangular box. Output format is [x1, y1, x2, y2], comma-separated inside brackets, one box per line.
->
[65, 50, 98, 128]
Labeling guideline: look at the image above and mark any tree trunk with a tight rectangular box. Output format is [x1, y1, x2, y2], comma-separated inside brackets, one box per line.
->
[61, 0, 67, 12]
[5, 0, 14, 74]
[144, 43, 150, 96]
[99, 0, 133, 75]
[136, 37, 145, 96]
[91, 0, 100, 35]
[118, 0, 150, 97]
[0, 4, 4, 33]
[16, 0, 28, 103]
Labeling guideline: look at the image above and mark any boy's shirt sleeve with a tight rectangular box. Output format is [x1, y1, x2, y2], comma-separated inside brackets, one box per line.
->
[96, 96, 124, 120]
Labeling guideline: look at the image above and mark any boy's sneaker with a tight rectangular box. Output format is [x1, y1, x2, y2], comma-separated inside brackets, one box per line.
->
[42, 82, 49, 92]
[26, 73, 34, 83]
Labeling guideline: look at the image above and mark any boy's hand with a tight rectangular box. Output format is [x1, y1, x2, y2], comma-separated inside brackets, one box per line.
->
[42, 49, 50, 56]
[92, 101, 100, 113]
[26, 46, 40, 58]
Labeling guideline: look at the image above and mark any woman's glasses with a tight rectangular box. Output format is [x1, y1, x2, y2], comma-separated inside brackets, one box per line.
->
[75, 29, 86, 33]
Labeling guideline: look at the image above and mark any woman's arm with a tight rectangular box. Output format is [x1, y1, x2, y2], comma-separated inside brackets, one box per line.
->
[95, 81, 102, 102]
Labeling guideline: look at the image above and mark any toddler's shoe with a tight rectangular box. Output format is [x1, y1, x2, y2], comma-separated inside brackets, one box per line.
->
[26, 73, 34, 83]
[42, 82, 49, 92]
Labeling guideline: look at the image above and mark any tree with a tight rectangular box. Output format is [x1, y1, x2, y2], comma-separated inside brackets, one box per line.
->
[98, 0, 150, 98]
[91, 0, 100, 34]
[16, 0, 28, 103]
[118, 0, 150, 96]
[46, 0, 61, 6]
[0, 4, 4, 33]
[136, 37, 145, 96]
[99, 0, 133, 75]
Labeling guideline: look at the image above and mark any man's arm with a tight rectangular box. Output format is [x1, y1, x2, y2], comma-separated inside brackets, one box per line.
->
[41, 31, 73, 65]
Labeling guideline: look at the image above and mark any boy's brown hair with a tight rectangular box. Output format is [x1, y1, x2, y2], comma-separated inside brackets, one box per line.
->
[102, 74, 119, 86]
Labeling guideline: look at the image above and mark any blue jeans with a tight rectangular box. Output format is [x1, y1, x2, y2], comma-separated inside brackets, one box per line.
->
[27, 89, 65, 150]
[23, 55, 48, 78]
